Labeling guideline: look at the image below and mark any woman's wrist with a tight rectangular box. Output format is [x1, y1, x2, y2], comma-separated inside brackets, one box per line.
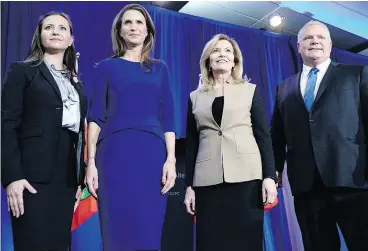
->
[165, 159, 176, 167]
[264, 176, 277, 184]
[166, 155, 176, 164]
[86, 156, 96, 166]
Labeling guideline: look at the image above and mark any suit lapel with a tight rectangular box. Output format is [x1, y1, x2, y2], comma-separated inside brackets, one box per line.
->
[39, 61, 86, 127]
[292, 62, 340, 112]
[292, 72, 305, 107]
[312, 62, 340, 110]
[38, 62, 62, 101]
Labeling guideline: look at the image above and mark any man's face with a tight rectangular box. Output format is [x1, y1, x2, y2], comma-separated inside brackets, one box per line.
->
[297, 24, 332, 66]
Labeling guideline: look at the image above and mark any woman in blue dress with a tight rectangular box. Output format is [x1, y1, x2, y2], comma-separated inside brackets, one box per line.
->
[85, 4, 177, 251]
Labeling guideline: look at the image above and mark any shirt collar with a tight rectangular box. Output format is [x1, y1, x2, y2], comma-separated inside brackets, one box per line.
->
[302, 58, 331, 75]
[43, 59, 70, 77]
[43, 58, 54, 70]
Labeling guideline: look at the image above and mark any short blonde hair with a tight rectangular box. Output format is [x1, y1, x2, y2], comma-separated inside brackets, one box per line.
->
[297, 20, 331, 43]
[199, 34, 248, 91]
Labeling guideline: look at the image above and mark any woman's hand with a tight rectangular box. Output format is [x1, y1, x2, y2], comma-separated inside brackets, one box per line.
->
[161, 161, 176, 194]
[184, 186, 196, 215]
[262, 178, 278, 205]
[6, 179, 37, 218]
[85, 161, 99, 199]
[74, 186, 82, 211]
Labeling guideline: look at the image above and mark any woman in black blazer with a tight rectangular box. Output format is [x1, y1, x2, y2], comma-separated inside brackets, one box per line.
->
[1, 11, 87, 251]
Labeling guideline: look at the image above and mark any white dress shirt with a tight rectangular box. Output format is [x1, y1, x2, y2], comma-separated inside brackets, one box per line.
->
[300, 58, 331, 98]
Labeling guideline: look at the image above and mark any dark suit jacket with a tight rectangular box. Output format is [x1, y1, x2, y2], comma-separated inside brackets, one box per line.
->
[1, 61, 87, 188]
[271, 62, 368, 195]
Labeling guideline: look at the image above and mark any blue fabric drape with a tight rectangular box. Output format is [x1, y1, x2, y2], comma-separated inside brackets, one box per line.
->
[2, 2, 367, 251]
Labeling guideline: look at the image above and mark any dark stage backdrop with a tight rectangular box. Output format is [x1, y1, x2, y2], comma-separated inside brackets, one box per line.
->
[2, 2, 368, 251]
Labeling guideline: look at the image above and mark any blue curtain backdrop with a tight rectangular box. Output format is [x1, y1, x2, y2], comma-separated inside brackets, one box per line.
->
[2, 2, 368, 251]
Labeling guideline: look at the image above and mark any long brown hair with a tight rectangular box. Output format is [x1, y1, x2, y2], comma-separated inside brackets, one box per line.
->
[111, 4, 156, 71]
[24, 11, 77, 74]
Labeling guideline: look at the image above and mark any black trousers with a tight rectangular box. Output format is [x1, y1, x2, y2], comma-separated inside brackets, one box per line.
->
[294, 169, 368, 251]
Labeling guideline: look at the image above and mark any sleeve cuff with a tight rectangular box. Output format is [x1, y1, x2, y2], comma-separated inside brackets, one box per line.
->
[263, 176, 278, 183]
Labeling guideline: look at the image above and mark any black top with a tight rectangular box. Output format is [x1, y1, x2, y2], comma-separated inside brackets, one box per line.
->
[212, 96, 224, 126]
[185, 86, 276, 187]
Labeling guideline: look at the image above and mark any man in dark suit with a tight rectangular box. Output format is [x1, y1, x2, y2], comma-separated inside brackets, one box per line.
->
[271, 20, 368, 251]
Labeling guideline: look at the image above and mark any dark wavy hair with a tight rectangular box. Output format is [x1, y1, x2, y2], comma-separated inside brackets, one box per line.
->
[111, 4, 157, 71]
[24, 11, 77, 75]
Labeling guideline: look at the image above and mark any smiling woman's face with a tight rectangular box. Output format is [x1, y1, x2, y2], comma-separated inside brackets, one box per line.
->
[209, 39, 235, 74]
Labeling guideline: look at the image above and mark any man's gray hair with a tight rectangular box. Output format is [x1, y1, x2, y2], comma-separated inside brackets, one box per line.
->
[297, 20, 331, 43]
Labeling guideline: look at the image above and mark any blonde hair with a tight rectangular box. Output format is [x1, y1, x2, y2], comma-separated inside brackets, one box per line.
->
[297, 20, 331, 43]
[111, 4, 156, 71]
[199, 34, 248, 91]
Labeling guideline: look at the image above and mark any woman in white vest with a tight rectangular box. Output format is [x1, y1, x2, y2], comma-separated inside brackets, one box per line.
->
[184, 34, 278, 251]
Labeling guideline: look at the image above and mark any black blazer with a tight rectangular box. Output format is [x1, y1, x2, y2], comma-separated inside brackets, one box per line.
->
[1, 61, 87, 188]
[271, 62, 368, 195]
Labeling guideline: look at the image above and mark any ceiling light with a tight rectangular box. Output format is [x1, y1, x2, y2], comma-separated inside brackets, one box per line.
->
[269, 14, 283, 27]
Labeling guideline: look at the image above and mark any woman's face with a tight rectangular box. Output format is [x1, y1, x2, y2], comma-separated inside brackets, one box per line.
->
[209, 39, 235, 74]
[120, 9, 148, 47]
[40, 15, 73, 53]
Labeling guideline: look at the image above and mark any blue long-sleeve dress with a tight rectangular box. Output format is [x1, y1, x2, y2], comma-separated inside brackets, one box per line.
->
[88, 57, 175, 251]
